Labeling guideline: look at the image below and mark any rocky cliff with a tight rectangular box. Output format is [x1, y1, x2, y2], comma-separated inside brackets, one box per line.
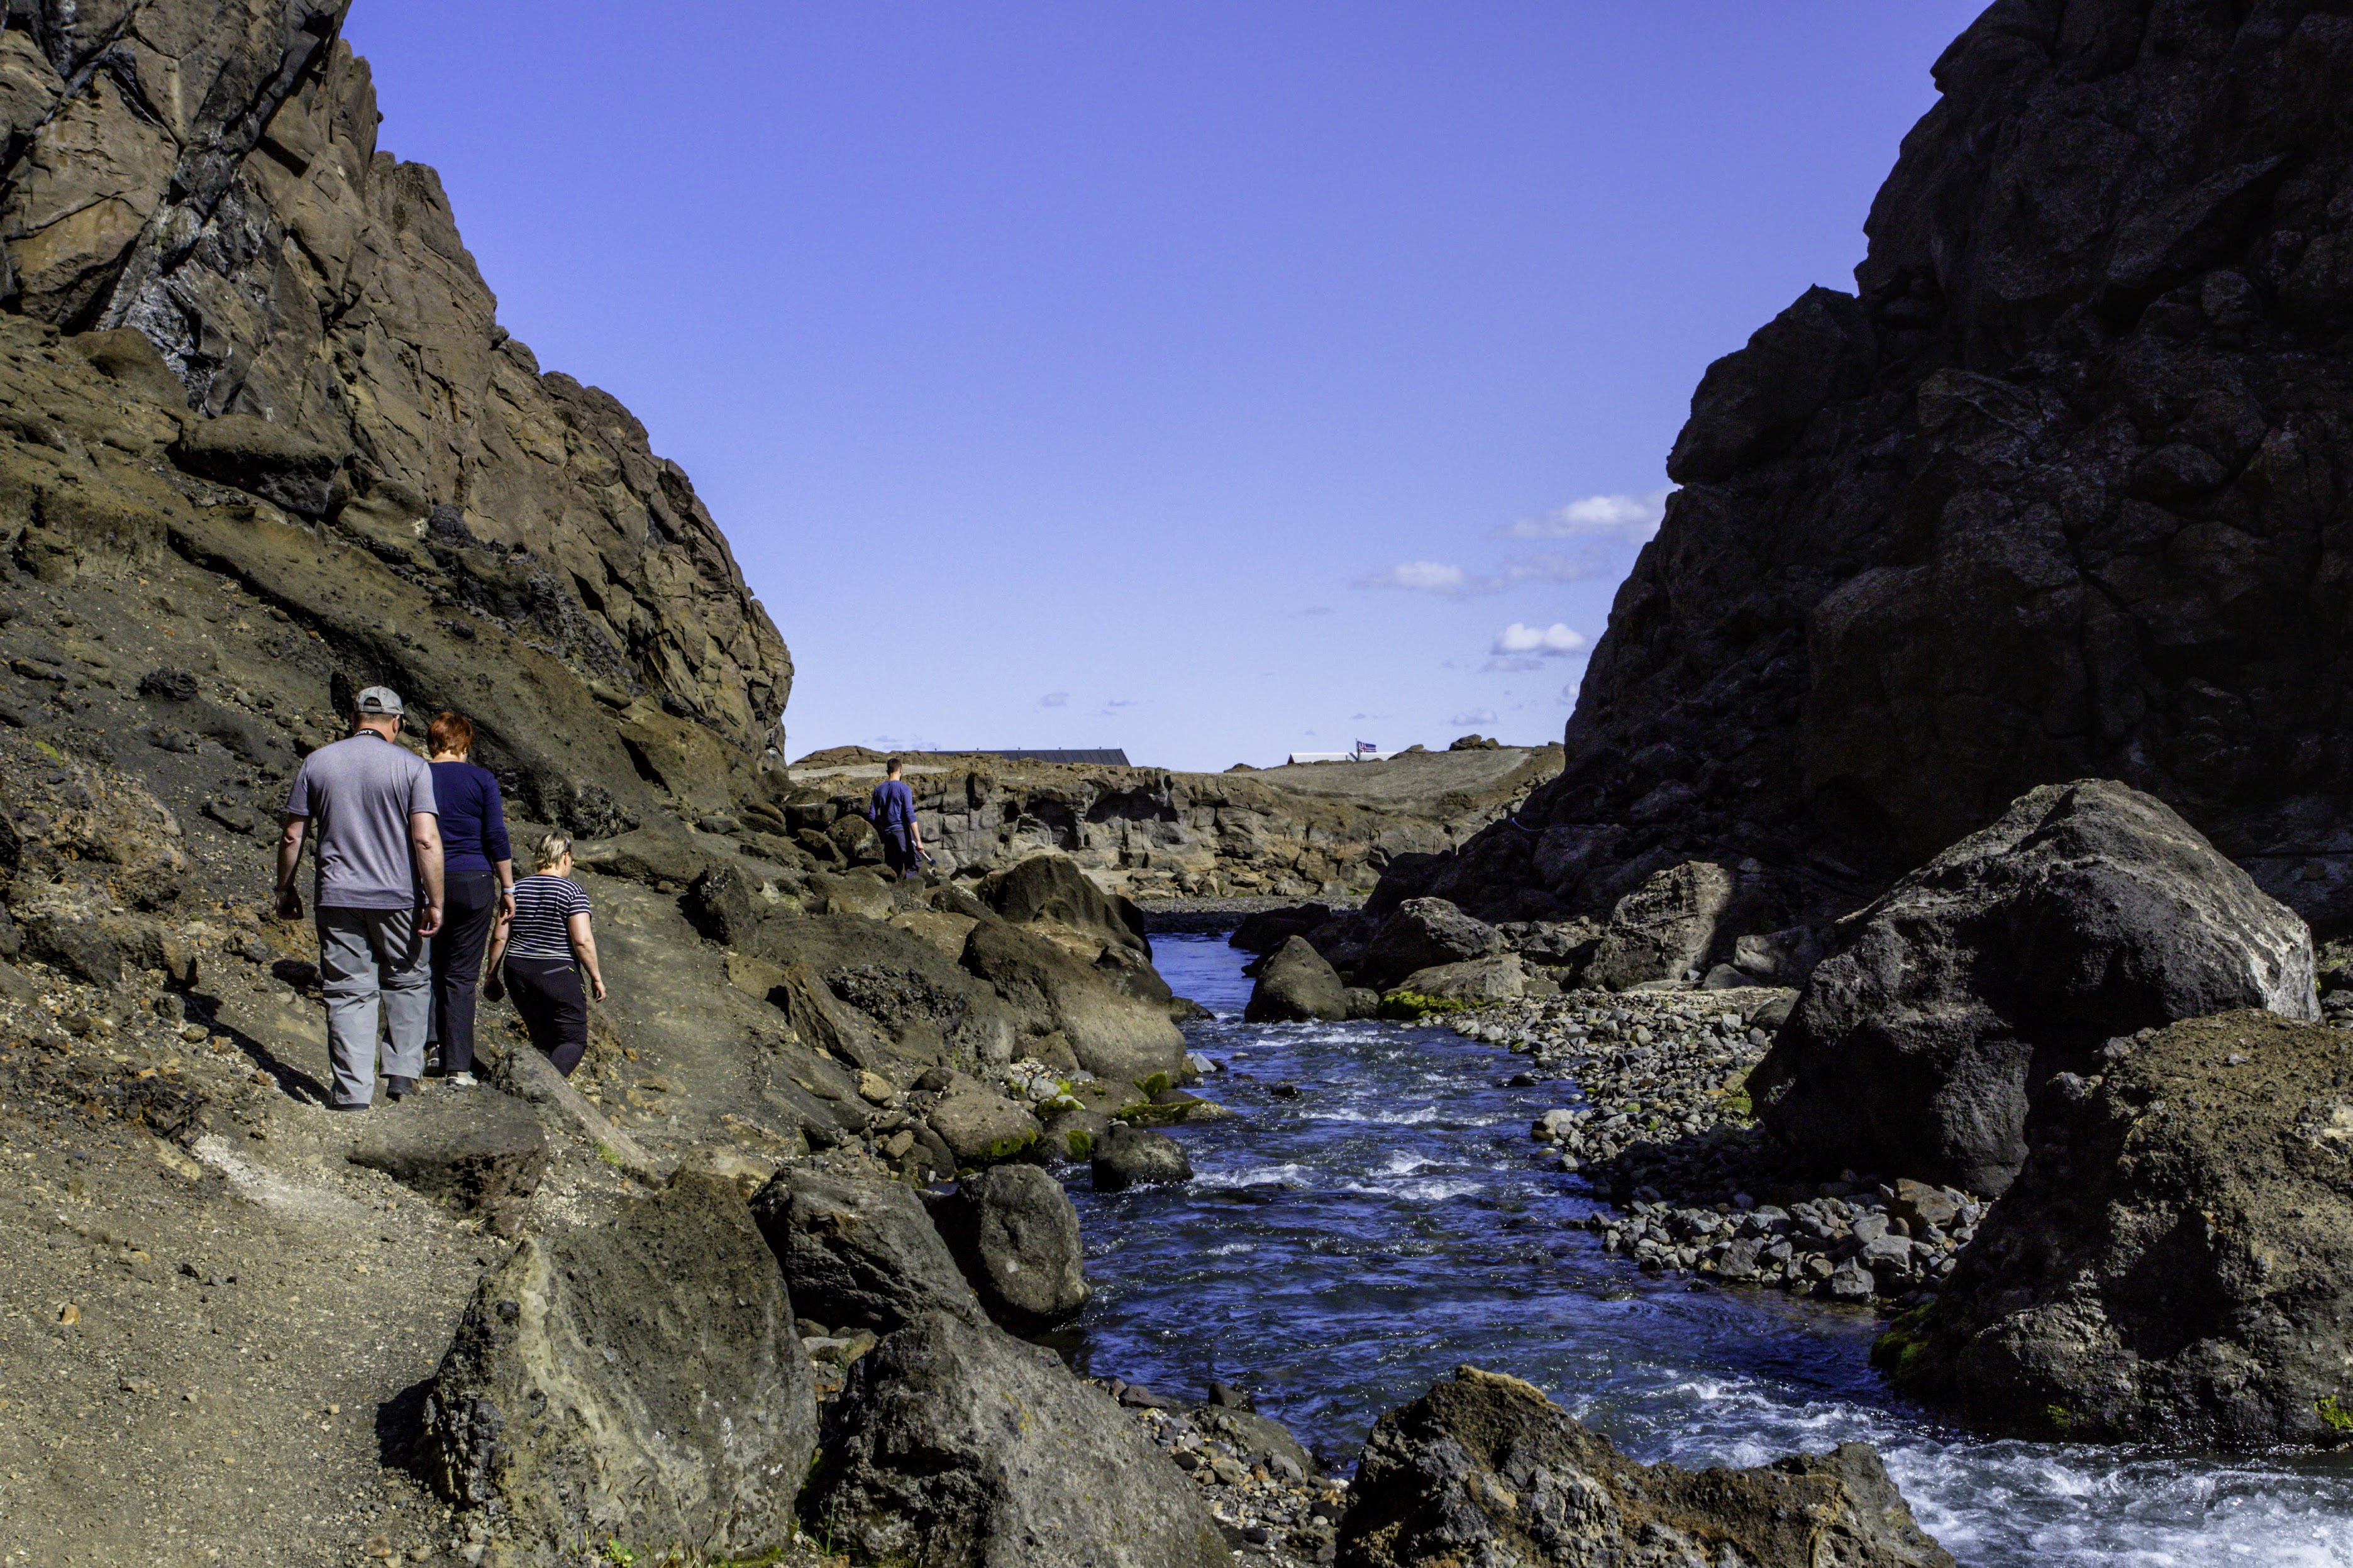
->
[787, 745, 1564, 900]
[0, 0, 789, 829]
[1396, 0, 2353, 935]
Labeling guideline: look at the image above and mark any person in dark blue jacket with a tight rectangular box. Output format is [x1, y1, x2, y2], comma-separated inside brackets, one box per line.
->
[424, 711, 514, 1084]
[868, 756, 925, 879]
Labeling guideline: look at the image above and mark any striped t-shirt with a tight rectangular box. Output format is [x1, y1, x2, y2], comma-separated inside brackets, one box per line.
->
[506, 874, 590, 961]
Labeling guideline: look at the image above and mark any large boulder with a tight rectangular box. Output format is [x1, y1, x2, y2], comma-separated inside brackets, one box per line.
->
[748, 1168, 983, 1333]
[1336, 1364, 1952, 1568]
[1392, 952, 1544, 1006]
[1361, 898, 1503, 987]
[979, 851, 1150, 956]
[1753, 781, 2316, 1196]
[925, 1088, 1044, 1170]
[1244, 934, 1349, 1023]
[804, 1310, 1229, 1568]
[1881, 1011, 2353, 1449]
[1582, 860, 1734, 990]
[421, 1173, 818, 1565]
[961, 918, 1187, 1088]
[931, 1164, 1091, 1328]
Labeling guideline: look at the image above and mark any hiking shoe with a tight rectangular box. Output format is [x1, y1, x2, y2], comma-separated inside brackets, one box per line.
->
[327, 1100, 371, 1113]
[446, 1071, 478, 1088]
[385, 1076, 419, 1100]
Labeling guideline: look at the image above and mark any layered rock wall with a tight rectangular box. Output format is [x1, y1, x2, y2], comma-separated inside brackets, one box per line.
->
[789, 746, 1564, 898]
[1401, 0, 2353, 934]
[0, 1, 789, 820]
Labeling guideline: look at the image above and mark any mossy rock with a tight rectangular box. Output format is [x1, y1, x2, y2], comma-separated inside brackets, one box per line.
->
[1376, 988, 1484, 1021]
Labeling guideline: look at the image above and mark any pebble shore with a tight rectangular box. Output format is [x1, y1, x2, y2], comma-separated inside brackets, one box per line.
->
[1447, 988, 1987, 1306]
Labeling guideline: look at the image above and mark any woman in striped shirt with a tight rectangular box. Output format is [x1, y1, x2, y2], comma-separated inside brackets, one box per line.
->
[485, 832, 606, 1076]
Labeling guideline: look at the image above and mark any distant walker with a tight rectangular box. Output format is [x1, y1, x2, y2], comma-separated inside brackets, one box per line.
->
[868, 756, 927, 880]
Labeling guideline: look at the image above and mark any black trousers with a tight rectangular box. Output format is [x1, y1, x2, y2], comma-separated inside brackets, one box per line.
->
[505, 956, 588, 1077]
[429, 871, 501, 1075]
[882, 825, 917, 878]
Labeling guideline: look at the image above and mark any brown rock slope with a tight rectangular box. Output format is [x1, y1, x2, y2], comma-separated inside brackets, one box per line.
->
[0, 1, 789, 831]
[1383, 0, 2353, 935]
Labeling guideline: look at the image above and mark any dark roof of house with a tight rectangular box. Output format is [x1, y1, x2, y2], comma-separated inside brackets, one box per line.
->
[932, 749, 1132, 767]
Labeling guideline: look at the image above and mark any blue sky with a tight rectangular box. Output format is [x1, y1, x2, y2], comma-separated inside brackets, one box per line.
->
[342, 2, 1986, 771]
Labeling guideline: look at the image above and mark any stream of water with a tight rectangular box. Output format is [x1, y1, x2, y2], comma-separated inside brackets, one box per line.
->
[1066, 934, 2353, 1567]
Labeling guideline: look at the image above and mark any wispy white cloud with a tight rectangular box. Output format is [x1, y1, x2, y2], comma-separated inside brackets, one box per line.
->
[1354, 560, 1502, 598]
[1492, 489, 1672, 543]
[1558, 679, 1582, 706]
[1450, 708, 1498, 726]
[1483, 622, 1588, 671]
[1039, 692, 1070, 708]
[1492, 622, 1588, 656]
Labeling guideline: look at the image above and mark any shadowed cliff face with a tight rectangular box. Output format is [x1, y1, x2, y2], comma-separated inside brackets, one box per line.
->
[1412, 0, 2353, 933]
[0, 1, 790, 777]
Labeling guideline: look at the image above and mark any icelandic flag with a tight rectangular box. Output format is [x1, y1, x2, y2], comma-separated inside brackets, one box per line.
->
[1355, 739, 1378, 756]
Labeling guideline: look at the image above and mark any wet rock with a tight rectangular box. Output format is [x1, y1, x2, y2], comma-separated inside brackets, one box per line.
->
[1336, 1364, 1952, 1568]
[1754, 781, 2316, 1196]
[806, 1310, 1228, 1568]
[422, 1173, 817, 1564]
[931, 1164, 1090, 1329]
[1244, 934, 1349, 1023]
[346, 1088, 546, 1237]
[1092, 1123, 1192, 1191]
[1583, 860, 1734, 990]
[1885, 1011, 2353, 1449]
[924, 1088, 1043, 1170]
[748, 1167, 983, 1334]
[1040, 1105, 1114, 1162]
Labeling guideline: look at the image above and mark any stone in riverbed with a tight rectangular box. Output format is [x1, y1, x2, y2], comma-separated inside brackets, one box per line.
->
[1336, 1364, 1952, 1568]
[929, 1163, 1091, 1329]
[1040, 1105, 1114, 1161]
[1753, 780, 2317, 1196]
[1092, 1123, 1192, 1191]
[1244, 934, 1348, 1022]
[421, 1173, 817, 1564]
[748, 1168, 983, 1334]
[806, 1310, 1229, 1568]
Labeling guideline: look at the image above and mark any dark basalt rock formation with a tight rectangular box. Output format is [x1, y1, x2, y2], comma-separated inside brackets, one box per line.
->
[423, 1173, 819, 1565]
[1335, 1364, 1953, 1568]
[929, 1162, 1092, 1329]
[1881, 1010, 2353, 1449]
[1380, 0, 2353, 936]
[1244, 934, 1349, 1022]
[1754, 778, 2316, 1195]
[749, 1167, 985, 1335]
[806, 1310, 1229, 1568]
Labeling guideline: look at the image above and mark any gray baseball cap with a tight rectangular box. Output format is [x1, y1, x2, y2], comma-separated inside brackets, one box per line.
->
[354, 685, 404, 716]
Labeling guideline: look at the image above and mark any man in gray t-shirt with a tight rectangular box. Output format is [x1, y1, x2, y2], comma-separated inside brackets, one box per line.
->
[276, 685, 446, 1109]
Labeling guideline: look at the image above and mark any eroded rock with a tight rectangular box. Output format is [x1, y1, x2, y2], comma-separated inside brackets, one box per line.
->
[805, 1310, 1228, 1568]
[1883, 1010, 2353, 1449]
[1754, 780, 2315, 1195]
[1336, 1364, 1952, 1568]
[421, 1173, 817, 1565]
[748, 1167, 982, 1334]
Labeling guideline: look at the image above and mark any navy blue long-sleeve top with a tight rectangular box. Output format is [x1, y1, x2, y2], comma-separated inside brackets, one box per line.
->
[430, 759, 512, 878]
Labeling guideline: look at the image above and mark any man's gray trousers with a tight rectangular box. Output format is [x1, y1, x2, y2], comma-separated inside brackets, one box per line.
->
[316, 905, 429, 1107]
